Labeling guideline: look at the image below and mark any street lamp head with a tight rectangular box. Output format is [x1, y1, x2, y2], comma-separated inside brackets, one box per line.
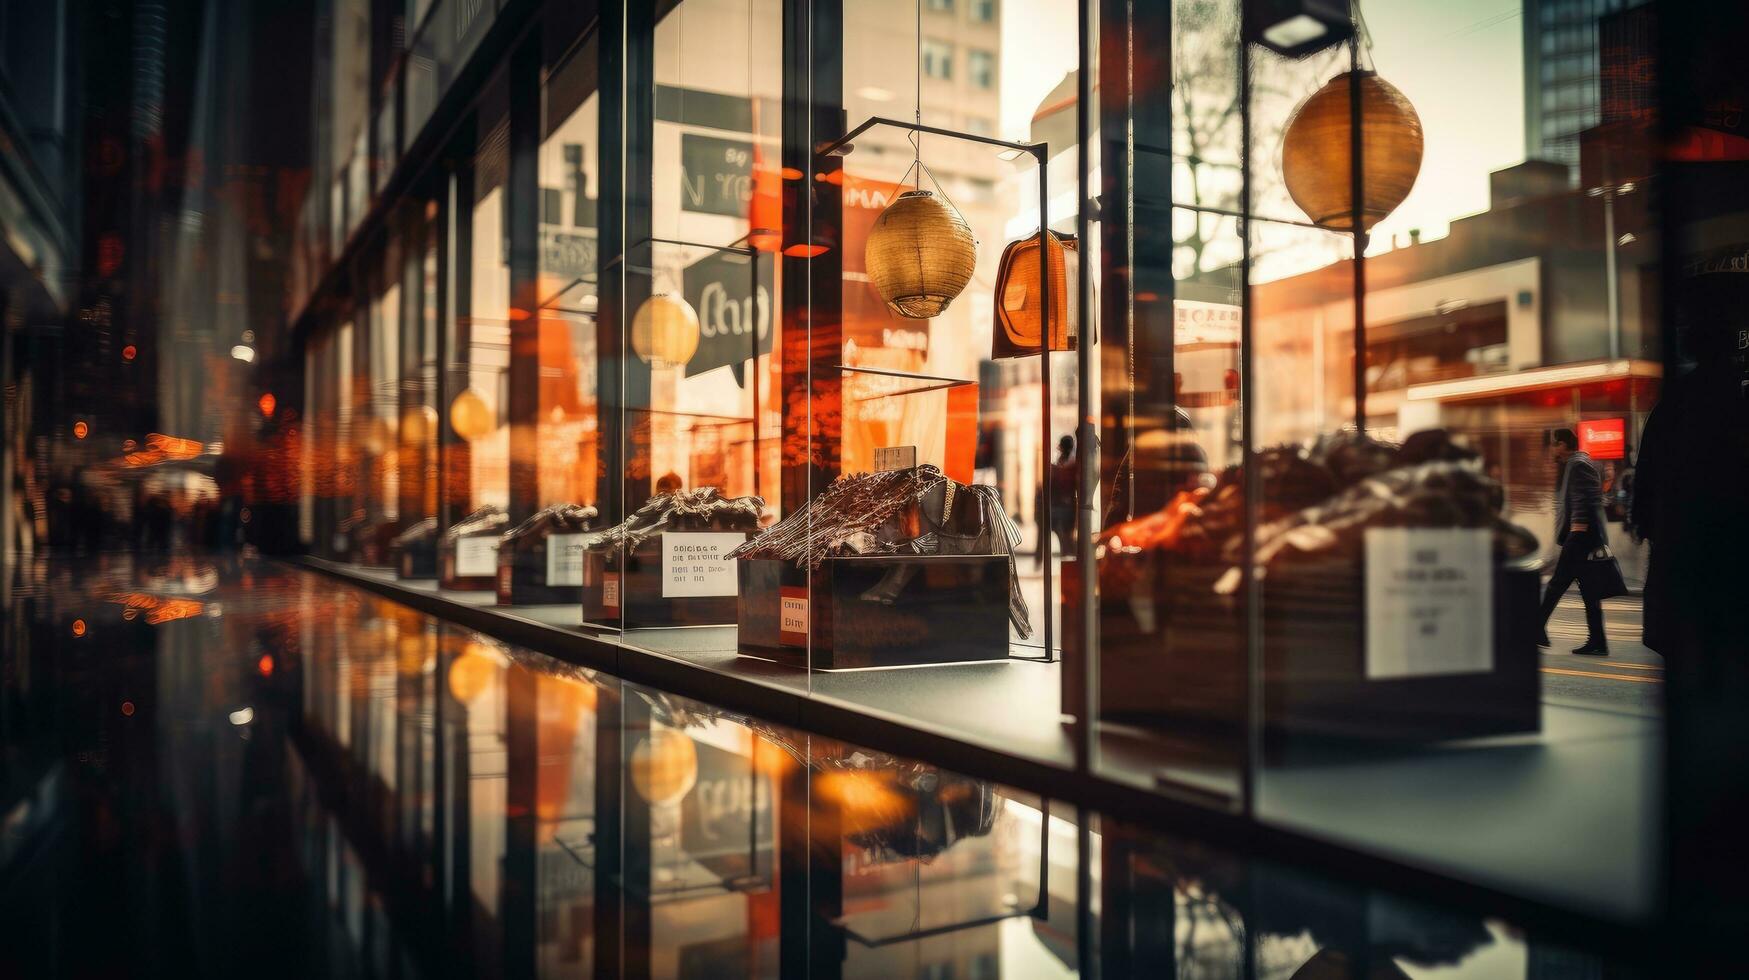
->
[1245, 0, 1354, 58]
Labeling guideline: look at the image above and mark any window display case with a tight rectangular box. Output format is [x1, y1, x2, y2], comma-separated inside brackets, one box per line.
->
[287, 0, 1673, 929]
[496, 503, 598, 605]
[579, 489, 762, 629]
[733, 464, 1026, 668]
[439, 504, 509, 591]
[391, 517, 439, 579]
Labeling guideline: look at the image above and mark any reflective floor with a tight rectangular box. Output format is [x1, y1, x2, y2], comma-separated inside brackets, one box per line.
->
[0, 554, 1638, 978]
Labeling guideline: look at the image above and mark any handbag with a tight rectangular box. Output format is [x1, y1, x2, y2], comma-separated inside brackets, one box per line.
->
[992, 231, 1078, 359]
[1578, 545, 1629, 600]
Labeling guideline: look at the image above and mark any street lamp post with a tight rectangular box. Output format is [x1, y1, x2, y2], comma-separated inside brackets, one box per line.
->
[1587, 180, 1636, 362]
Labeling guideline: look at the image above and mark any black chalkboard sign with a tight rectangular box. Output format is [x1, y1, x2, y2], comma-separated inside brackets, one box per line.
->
[680, 133, 753, 218]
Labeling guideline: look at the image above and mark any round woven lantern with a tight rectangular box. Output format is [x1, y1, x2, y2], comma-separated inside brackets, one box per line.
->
[447, 642, 500, 703]
[449, 388, 493, 442]
[629, 727, 699, 806]
[865, 189, 977, 319]
[631, 293, 701, 368]
[1281, 71, 1424, 232]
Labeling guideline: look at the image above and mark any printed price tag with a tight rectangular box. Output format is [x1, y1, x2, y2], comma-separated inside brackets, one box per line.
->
[780, 586, 809, 646]
[602, 572, 620, 610]
[545, 533, 589, 586]
[874, 445, 917, 472]
[454, 536, 500, 578]
[661, 532, 745, 598]
[1364, 528, 1493, 679]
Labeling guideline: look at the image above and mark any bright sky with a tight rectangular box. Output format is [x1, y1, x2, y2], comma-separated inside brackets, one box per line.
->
[1366, 1, 1527, 246]
[997, 0, 1529, 247]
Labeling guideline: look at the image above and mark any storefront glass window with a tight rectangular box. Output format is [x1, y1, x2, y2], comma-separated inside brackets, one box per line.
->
[537, 36, 602, 512]
[464, 117, 513, 515]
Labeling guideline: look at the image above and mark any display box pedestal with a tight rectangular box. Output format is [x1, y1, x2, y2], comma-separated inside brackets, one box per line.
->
[438, 538, 499, 591]
[355, 519, 402, 568]
[580, 532, 748, 629]
[1065, 558, 1540, 745]
[495, 548, 583, 606]
[1061, 556, 1244, 731]
[737, 556, 1011, 669]
[393, 538, 437, 580]
[1260, 562, 1541, 746]
[495, 509, 596, 606]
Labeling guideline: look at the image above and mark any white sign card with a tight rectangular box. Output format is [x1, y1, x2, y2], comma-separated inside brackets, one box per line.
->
[874, 445, 917, 472]
[545, 533, 590, 586]
[661, 532, 745, 598]
[454, 536, 501, 578]
[1364, 528, 1493, 679]
[602, 572, 620, 609]
[780, 587, 809, 644]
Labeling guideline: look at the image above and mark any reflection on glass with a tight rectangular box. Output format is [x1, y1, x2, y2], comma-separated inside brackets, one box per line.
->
[0, 555, 1643, 976]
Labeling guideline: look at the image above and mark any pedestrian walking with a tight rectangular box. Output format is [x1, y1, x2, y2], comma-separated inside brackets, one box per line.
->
[1034, 435, 1078, 569]
[1537, 428, 1610, 655]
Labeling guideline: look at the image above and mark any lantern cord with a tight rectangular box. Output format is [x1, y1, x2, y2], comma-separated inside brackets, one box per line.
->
[911, 0, 922, 186]
[890, 157, 972, 232]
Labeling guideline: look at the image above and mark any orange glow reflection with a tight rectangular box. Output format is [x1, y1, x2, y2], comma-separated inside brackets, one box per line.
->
[814, 769, 914, 837]
[107, 592, 205, 625]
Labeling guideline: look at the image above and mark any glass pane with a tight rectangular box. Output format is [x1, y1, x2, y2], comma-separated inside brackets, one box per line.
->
[441, 95, 514, 592]
[1245, 3, 1662, 924]
[1092, 206, 1245, 806]
[769, 0, 1080, 751]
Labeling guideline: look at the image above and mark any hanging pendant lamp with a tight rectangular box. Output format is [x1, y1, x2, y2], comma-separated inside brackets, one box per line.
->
[1280, 70, 1424, 232]
[862, 0, 978, 320]
[449, 388, 493, 441]
[631, 293, 702, 368]
[865, 189, 977, 319]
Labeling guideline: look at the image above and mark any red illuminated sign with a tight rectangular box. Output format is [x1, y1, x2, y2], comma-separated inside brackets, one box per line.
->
[1578, 418, 1626, 460]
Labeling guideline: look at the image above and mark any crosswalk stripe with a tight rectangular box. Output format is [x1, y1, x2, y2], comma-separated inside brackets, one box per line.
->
[1541, 666, 1661, 684]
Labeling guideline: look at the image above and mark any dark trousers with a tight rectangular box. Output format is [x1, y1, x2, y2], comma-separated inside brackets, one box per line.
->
[1034, 506, 1076, 568]
[1539, 541, 1606, 647]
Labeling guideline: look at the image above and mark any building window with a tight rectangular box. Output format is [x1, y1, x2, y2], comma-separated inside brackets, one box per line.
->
[968, 49, 995, 89]
[972, 0, 996, 23]
[922, 39, 954, 81]
[926, 0, 954, 11]
[964, 115, 993, 135]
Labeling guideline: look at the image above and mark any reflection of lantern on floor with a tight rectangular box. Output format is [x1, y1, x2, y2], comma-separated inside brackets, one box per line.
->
[397, 631, 433, 676]
[536, 673, 599, 840]
[1280, 71, 1423, 232]
[447, 641, 501, 703]
[815, 769, 913, 838]
[630, 727, 699, 806]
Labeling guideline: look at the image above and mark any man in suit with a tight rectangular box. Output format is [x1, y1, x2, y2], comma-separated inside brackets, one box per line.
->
[1538, 428, 1610, 654]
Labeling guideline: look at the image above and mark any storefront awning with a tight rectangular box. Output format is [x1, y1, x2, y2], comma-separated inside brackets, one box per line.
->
[1405, 358, 1661, 403]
